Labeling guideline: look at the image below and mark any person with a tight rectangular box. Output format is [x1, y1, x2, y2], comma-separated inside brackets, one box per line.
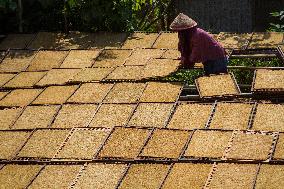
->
[170, 13, 228, 75]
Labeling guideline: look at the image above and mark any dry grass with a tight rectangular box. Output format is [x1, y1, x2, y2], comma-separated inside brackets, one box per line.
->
[119, 164, 170, 189]
[209, 102, 252, 130]
[142, 58, 181, 79]
[93, 49, 132, 67]
[253, 69, 284, 90]
[128, 103, 174, 128]
[36, 69, 80, 86]
[217, 32, 252, 49]
[0, 91, 8, 100]
[153, 32, 178, 49]
[253, 104, 284, 131]
[124, 49, 164, 66]
[89, 104, 136, 128]
[255, 164, 284, 189]
[273, 133, 284, 159]
[0, 165, 43, 189]
[208, 163, 258, 189]
[0, 89, 43, 107]
[68, 83, 113, 103]
[28, 32, 66, 49]
[74, 163, 127, 189]
[0, 34, 34, 50]
[18, 129, 70, 158]
[0, 131, 31, 159]
[29, 165, 82, 189]
[0, 73, 15, 87]
[140, 129, 190, 158]
[104, 83, 145, 103]
[0, 50, 36, 72]
[105, 66, 143, 80]
[161, 49, 180, 59]
[4, 72, 46, 88]
[122, 33, 159, 49]
[196, 74, 239, 97]
[56, 129, 110, 159]
[13, 105, 59, 129]
[69, 67, 114, 82]
[32, 85, 78, 105]
[52, 104, 98, 128]
[162, 163, 212, 189]
[184, 130, 232, 158]
[168, 103, 213, 130]
[60, 50, 101, 68]
[226, 132, 274, 160]
[0, 107, 23, 129]
[140, 82, 182, 102]
[98, 127, 150, 159]
[27, 50, 68, 71]
[249, 32, 284, 48]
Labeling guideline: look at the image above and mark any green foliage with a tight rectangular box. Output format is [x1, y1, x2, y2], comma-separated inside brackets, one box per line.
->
[268, 11, 284, 32]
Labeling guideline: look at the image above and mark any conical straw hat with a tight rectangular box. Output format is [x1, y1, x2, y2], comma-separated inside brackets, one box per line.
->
[170, 13, 197, 31]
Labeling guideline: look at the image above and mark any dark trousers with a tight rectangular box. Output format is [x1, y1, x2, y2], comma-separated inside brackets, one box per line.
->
[203, 57, 228, 75]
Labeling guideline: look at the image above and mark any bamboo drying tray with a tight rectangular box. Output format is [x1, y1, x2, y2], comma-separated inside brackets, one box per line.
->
[3, 71, 46, 88]
[0, 89, 43, 107]
[217, 32, 252, 49]
[60, 50, 101, 68]
[252, 69, 284, 92]
[69, 67, 114, 83]
[161, 49, 180, 59]
[0, 165, 43, 189]
[0, 50, 36, 73]
[52, 104, 98, 128]
[0, 107, 23, 129]
[74, 163, 127, 189]
[27, 50, 68, 71]
[60, 31, 94, 49]
[162, 163, 212, 189]
[89, 104, 136, 128]
[226, 131, 275, 160]
[207, 163, 258, 189]
[28, 32, 66, 49]
[0, 91, 8, 100]
[36, 69, 81, 86]
[124, 49, 164, 66]
[248, 32, 284, 48]
[140, 129, 190, 159]
[140, 82, 182, 103]
[56, 128, 110, 159]
[153, 32, 178, 49]
[254, 164, 284, 189]
[119, 164, 170, 189]
[0, 73, 15, 87]
[196, 73, 240, 98]
[98, 127, 151, 159]
[0, 131, 31, 159]
[209, 102, 252, 130]
[17, 129, 70, 159]
[273, 133, 284, 160]
[32, 85, 78, 105]
[13, 105, 59, 129]
[142, 59, 181, 79]
[93, 49, 132, 67]
[90, 32, 128, 48]
[0, 34, 35, 50]
[252, 104, 284, 132]
[183, 130, 232, 159]
[122, 32, 159, 49]
[167, 103, 213, 130]
[28, 165, 82, 189]
[104, 83, 146, 103]
[105, 66, 143, 81]
[128, 103, 174, 128]
[67, 83, 113, 104]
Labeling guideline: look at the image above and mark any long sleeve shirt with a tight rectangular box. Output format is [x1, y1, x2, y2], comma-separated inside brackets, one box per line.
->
[178, 28, 226, 65]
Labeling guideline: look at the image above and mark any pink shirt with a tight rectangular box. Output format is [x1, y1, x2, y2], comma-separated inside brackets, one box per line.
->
[179, 28, 226, 64]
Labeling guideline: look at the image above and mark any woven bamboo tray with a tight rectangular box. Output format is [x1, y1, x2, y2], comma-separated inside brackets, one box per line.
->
[0, 34, 35, 50]
[3, 71, 46, 88]
[32, 85, 78, 105]
[27, 50, 68, 71]
[217, 32, 252, 49]
[93, 49, 132, 68]
[0, 107, 23, 130]
[248, 32, 284, 48]
[0, 73, 16, 87]
[60, 50, 101, 68]
[68, 67, 114, 83]
[153, 32, 178, 49]
[105, 66, 143, 81]
[124, 49, 164, 66]
[28, 32, 66, 49]
[0, 91, 9, 100]
[90, 32, 128, 48]
[273, 133, 284, 160]
[161, 49, 180, 59]
[122, 32, 159, 49]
